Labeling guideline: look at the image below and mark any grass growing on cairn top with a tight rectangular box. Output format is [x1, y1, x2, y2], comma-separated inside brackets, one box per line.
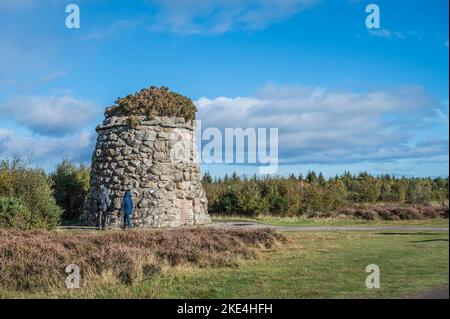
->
[104, 86, 197, 121]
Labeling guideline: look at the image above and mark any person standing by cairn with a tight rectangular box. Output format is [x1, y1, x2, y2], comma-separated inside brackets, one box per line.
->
[121, 190, 134, 229]
[98, 185, 111, 230]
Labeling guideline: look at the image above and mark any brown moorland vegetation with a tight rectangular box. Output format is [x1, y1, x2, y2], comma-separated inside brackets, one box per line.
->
[309, 203, 449, 220]
[104, 86, 197, 121]
[0, 228, 285, 292]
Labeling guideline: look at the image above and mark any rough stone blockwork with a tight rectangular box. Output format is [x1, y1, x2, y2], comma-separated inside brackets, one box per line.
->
[83, 115, 210, 228]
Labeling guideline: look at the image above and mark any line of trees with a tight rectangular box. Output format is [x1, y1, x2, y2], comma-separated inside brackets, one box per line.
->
[202, 171, 449, 217]
[0, 158, 89, 229]
[50, 160, 90, 221]
[0, 159, 62, 229]
[1, 157, 448, 228]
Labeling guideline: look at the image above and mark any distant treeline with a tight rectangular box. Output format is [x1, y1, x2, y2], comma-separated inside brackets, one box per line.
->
[1, 157, 448, 229]
[202, 171, 449, 217]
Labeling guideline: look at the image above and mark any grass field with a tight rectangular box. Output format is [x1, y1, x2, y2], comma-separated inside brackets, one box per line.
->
[4, 228, 448, 299]
[212, 215, 450, 228]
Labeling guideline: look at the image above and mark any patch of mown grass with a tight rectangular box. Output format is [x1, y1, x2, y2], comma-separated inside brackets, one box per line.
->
[212, 215, 450, 228]
[130, 231, 448, 299]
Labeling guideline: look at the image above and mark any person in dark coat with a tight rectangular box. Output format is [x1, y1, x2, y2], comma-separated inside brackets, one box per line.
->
[97, 185, 111, 230]
[121, 190, 134, 229]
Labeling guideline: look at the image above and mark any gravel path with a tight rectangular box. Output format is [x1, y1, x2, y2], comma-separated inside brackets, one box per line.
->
[209, 221, 449, 232]
[57, 221, 449, 232]
[406, 285, 449, 299]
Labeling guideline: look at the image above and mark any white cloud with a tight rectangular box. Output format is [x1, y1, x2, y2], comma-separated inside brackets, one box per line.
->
[195, 84, 447, 165]
[433, 98, 449, 123]
[0, 0, 35, 10]
[0, 0, 63, 10]
[0, 128, 13, 139]
[0, 130, 95, 169]
[81, 19, 139, 41]
[1, 95, 100, 136]
[147, 0, 318, 34]
[368, 29, 393, 39]
[368, 29, 422, 41]
[0, 93, 99, 168]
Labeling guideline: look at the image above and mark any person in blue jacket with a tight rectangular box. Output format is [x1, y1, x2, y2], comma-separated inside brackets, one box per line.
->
[121, 190, 134, 229]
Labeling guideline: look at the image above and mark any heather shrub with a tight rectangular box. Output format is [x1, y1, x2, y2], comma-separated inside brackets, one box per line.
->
[354, 209, 379, 220]
[127, 115, 141, 129]
[0, 228, 284, 291]
[375, 208, 400, 220]
[337, 208, 357, 217]
[391, 207, 423, 220]
[105, 86, 197, 121]
[441, 205, 449, 218]
[421, 205, 449, 218]
[0, 159, 62, 228]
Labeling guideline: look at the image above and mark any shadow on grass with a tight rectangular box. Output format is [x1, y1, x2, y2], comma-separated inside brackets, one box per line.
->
[410, 239, 449, 243]
[375, 232, 445, 236]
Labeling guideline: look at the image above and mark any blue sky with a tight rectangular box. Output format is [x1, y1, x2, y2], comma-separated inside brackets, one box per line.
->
[0, 0, 448, 177]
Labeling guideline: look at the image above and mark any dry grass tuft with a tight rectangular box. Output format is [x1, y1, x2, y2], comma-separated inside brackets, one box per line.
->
[0, 228, 284, 292]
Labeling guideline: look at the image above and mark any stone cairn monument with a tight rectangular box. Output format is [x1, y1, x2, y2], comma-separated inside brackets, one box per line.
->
[83, 86, 211, 228]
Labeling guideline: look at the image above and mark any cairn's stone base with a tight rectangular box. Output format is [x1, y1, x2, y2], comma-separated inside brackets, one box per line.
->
[83, 116, 210, 228]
